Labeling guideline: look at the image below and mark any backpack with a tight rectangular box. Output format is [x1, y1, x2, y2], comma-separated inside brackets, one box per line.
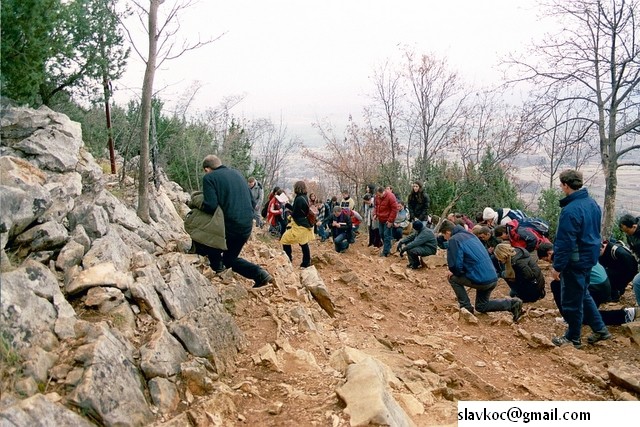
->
[507, 219, 551, 252]
[519, 217, 550, 238]
[497, 208, 526, 224]
[260, 200, 269, 219]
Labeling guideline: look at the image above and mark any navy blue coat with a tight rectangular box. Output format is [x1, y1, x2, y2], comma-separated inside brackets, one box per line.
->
[202, 165, 254, 238]
[447, 226, 498, 286]
[553, 188, 602, 272]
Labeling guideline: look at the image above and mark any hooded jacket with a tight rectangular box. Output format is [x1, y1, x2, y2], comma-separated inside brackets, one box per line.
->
[506, 247, 545, 302]
[398, 227, 437, 255]
[249, 180, 263, 209]
[447, 226, 498, 286]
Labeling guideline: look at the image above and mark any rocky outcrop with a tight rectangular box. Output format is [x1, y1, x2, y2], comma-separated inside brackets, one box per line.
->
[0, 103, 252, 426]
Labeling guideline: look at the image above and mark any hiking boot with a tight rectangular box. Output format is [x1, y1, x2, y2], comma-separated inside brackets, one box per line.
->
[511, 297, 523, 322]
[253, 274, 274, 289]
[624, 307, 639, 323]
[586, 329, 612, 344]
[552, 336, 582, 349]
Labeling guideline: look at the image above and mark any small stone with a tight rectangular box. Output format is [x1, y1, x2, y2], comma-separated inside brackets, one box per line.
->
[268, 401, 284, 415]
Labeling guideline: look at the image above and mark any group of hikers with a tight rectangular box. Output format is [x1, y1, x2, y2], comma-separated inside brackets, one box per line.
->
[187, 157, 640, 349]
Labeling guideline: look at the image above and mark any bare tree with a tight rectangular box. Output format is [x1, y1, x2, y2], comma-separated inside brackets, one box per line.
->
[127, 0, 221, 222]
[251, 117, 300, 194]
[403, 50, 467, 168]
[534, 102, 598, 189]
[368, 60, 404, 163]
[304, 116, 385, 198]
[505, 0, 640, 235]
[451, 90, 540, 173]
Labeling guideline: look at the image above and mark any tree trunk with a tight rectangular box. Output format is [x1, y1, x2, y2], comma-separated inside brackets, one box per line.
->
[137, 0, 161, 223]
[103, 76, 116, 174]
[601, 153, 618, 239]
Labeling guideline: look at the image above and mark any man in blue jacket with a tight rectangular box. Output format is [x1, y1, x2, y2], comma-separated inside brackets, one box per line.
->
[551, 169, 609, 348]
[440, 220, 523, 321]
[201, 155, 273, 288]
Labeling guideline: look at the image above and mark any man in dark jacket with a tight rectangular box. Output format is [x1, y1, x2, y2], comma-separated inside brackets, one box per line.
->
[247, 177, 264, 228]
[551, 169, 609, 348]
[397, 220, 437, 269]
[619, 214, 640, 306]
[201, 155, 273, 288]
[440, 220, 523, 321]
[599, 239, 638, 301]
[329, 206, 353, 253]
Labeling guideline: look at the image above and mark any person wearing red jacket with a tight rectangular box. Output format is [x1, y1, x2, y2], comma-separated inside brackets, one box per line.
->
[373, 186, 399, 257]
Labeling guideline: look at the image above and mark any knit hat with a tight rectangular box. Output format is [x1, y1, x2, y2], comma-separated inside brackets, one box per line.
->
[483, 207, 497, 221]
[412, 220, 424, 231]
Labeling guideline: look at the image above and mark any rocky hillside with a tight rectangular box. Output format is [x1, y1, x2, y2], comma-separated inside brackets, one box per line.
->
[1, 102, 639, 427]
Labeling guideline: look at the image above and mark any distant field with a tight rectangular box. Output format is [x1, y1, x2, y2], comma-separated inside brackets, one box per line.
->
[517, 165, 640, 216]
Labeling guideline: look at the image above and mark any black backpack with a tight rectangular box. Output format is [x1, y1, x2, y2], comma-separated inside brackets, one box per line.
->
[260, 200, 269, 218]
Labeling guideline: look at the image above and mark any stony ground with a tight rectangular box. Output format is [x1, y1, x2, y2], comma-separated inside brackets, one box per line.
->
[174, 228, 640, 426]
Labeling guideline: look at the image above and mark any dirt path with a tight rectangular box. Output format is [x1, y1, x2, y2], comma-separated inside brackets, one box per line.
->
[192, 231, 640, 426]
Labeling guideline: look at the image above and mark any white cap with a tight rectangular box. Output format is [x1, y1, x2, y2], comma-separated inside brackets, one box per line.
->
[483, 207, 497, 221]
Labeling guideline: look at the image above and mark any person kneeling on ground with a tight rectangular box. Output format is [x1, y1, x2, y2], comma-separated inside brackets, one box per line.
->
[329, 206, 353, 253]
[539, 243, 638, 326]
[494, 242, 545, 303]
[440, 220, 523, 321]
[397, 220, 437, 269]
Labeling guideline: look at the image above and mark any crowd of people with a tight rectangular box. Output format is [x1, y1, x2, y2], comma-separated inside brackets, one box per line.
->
[186, 159, 640, 348]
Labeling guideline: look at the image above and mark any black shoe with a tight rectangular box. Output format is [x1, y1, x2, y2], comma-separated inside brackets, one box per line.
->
[300, 262, 312, 268]
[253, 274, 274, 288]
[552, 336, 582, 349]
[213, 262, 226, 274]
[586, 329, 612, 344]
[511, 298, 523, 322]
[408, 264, 422, 270]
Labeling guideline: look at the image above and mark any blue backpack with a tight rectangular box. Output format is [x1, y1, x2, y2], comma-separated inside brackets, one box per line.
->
[519, 217, 550, 238]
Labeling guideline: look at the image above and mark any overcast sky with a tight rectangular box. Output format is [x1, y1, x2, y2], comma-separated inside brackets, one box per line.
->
[113, 0, 543, 143]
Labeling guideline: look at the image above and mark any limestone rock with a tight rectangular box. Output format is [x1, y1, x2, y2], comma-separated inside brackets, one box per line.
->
[0, 393, 95, 427]
[458, 308, 478, 324]
[66, 262, 134, 296]
[608, 363, 640, 394]
[140, 323, 188, 379]
[68, 323, 154, 426]
[149, 377, 180, 414]
[336, 356, 415, 427]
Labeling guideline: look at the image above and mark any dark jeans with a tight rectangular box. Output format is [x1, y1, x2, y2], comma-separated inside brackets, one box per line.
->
[406, 246, 436, 267]
[368, 225, 382, 247]
[392, 227, 404, 241]
[334, 232, 350, 252]
[550, 279, 626, 326]
[557, 268, 606, 342]
[378, 222, 393, 255]
[449, 275, 512, 313]
[195, 233, 269, 285]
